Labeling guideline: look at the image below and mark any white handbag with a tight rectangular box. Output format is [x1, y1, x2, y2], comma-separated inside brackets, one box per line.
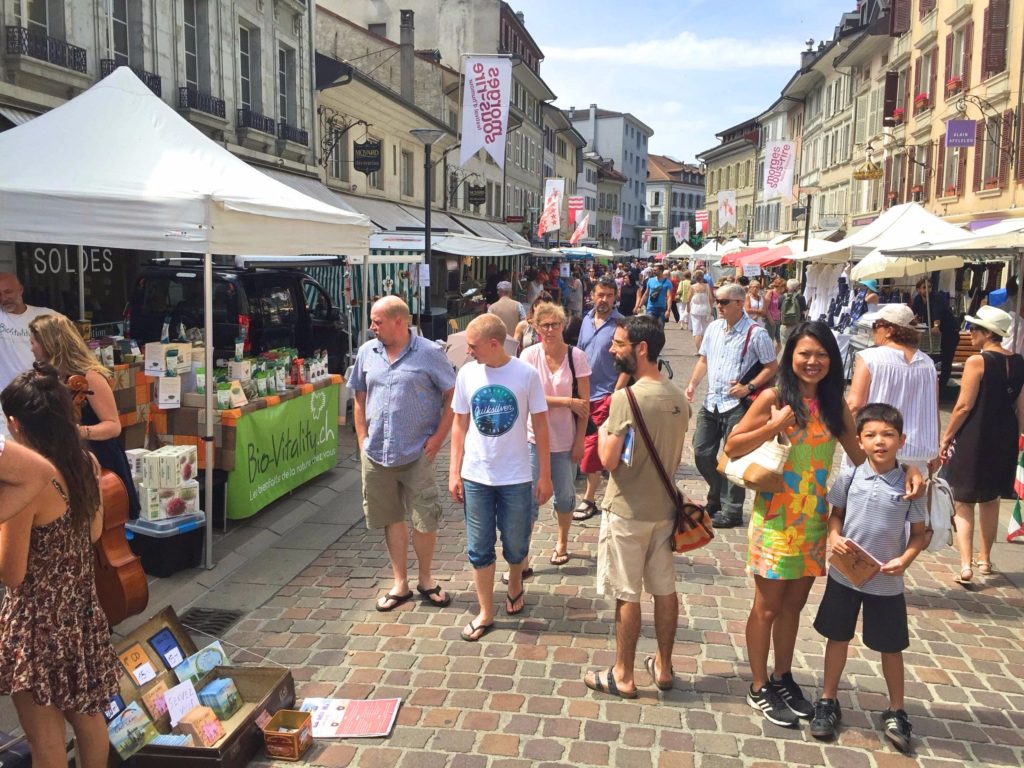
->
[717, 432, 791, 494]
[924, 474, 956, 552]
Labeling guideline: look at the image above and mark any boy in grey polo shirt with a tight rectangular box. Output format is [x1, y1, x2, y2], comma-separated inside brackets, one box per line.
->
[811, 403, 928, 753]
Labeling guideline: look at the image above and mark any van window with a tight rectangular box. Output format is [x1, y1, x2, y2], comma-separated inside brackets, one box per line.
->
[140, 276, 236, 323]
[301, 279, 332, 321]
[253, 281, 296, 326]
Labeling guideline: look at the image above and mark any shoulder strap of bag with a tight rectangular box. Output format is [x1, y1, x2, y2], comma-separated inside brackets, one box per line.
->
[566, 345, 579, 399]
[739, 323, 755, 375]
[625, 386, 680, 506]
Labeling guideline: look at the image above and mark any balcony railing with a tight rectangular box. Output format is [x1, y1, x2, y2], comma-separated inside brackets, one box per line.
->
[178, 86, 225, 118]
[277, 121, 308, 146]
[100, 59, 161, 96]
[5, 25, 86, 73]
[237, 107, 276, 135]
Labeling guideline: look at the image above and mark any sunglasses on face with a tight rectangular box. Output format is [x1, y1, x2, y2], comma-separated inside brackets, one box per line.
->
[716, 299, 739, 306]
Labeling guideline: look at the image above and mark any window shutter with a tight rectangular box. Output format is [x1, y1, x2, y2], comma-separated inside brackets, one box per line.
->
[930, 48, 938, 103]
[884, 156, 893, 200]
[984, 0, 1008, 78]
[922, 143, 932, 202]
[981, 7, 990, 78]
[973, 120, 985, 191]
[998, 108, 1013, 188]
[956, 142, 968, 196]
[905, 147, 916, 199]
[912, 59, 921, 105]
[920, 0, 936, 16]
[1019, 109, 1024, 181]
[962, 20, 973, 90]
[935, 138, 946, 196]
[944, 34, 954, 98]
[890, 0, 911, 35]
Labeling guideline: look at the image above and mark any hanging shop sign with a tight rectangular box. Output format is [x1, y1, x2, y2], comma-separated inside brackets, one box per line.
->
[467, 185, 487, 205]
[945, 120, 975, 148]
[353, 139, 383, 174]
[504, 215, 524, 223]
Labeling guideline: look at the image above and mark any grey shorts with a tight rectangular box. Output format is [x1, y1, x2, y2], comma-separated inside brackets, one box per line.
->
[360, 452, 442, 532]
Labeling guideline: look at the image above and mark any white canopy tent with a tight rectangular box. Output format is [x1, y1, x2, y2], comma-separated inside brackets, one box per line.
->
[791, 203, 969, 264]
[668, 242, 695, 257]
[881, 217, 1024, 260]
[0, 68, 372, 567]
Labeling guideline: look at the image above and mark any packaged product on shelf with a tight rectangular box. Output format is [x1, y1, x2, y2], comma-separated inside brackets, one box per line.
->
[254, 371, 268, 397]
[173, 705, 225, 748]
[199, 678, 243, 721]
[228, 380, 248, 408]
[228, 359, 252, 383]
[216, 382, 231, 410]
[275, 365, 288, 393]
[125, 448, 150, 477]
[138, 481, 200, 521]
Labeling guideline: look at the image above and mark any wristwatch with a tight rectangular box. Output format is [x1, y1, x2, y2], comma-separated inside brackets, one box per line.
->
[746, 383, 756, 393]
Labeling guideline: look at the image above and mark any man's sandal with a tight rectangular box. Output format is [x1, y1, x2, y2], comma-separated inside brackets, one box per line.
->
[584, 667, 638, 699]
[572, 500, 598, 521]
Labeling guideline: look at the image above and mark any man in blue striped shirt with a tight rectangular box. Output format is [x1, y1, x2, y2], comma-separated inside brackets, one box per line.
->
[685, 284, 778, 528]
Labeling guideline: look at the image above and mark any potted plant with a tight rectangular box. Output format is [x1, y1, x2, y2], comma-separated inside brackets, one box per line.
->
[945, 183, 957, 196]
[946, 75, 963, 95]
[893, 107, 905, 124]
[911, 184, 922, 194]
[914, 92, 930, 110]
[984, 176, 999, 190]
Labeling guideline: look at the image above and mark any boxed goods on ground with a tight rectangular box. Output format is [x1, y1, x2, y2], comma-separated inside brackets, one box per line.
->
[113, 607, 296, 768]
[137, 481, 200, 522]
[142, 445, 198, 488]
[126, 514, 205, 577]
[261, 710, 313, 762]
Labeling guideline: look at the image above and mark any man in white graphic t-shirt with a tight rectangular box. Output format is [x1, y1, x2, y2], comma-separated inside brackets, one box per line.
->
[0, 272, 58, 397]
[450, 313, 552, 642]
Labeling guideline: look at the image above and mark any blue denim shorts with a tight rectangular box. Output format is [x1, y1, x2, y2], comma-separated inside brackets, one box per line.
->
[529, 445, 577, 523]
[463, 480, 533, 568]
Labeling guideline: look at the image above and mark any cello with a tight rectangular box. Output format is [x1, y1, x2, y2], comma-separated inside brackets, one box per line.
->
[67, 375, 149, 627]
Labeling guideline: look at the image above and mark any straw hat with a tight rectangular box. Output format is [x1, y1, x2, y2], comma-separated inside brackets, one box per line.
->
[965, 305, 1012, 337]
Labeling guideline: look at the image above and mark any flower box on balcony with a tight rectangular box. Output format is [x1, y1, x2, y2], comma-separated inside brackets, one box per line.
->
[946, 76, 962, 95]
[983, 177, 999, 190]
[892, 108, 905, 124]
[944, 184, 957, 196]
[911, 185, 923, 194]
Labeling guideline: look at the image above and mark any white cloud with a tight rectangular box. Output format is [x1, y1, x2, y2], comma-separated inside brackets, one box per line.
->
[545, 31, 798, 71]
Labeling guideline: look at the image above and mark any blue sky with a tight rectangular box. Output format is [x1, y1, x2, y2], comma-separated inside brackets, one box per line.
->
[511, 0, 854, 162]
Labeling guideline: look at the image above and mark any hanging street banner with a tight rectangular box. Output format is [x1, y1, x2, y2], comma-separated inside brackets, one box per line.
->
[353, 139, 382, 174]
[611, 215, 623, 241]
[717, 191, 737, 228]
[570, 213, 590, 246]
[459, 56, 512, 168]
[226, 384, 340, 518]
[567, 195, 585, 226]
[681, 220, 690, 241]
[946, 119, 976, 148]
[673, 223, 683, 243]
[763, 140, 797, 201]
[537, 178, 565, 237]
[642, 228, 652, 246]
[694, 210, 709, 234]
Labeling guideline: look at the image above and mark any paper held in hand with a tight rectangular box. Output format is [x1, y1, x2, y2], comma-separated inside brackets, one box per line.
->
[828, 538, 883, 588]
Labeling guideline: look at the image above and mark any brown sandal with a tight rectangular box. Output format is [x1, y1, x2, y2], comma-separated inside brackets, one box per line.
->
[976, 561, 994, 576]
[955, 566, 973, 584]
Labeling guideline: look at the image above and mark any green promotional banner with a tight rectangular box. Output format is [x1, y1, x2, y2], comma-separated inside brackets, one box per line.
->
[226, 384, 339, 519]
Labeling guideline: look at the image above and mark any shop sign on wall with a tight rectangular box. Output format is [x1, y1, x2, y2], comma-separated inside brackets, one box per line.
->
[353, 139, 382, 174]
[226, 386, 340, 517]
[26, 244, 116, 274]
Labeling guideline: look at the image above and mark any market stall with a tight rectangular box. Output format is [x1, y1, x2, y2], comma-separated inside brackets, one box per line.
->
[0, 68, 372, 567]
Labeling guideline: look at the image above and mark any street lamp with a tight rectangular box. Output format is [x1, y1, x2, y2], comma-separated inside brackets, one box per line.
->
[410, 128, 445, 331]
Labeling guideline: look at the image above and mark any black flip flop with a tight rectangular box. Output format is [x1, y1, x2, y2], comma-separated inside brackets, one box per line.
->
[584, 667, 638, 699]
[506, 590, 526, 616]
[500, 567, 534, 585]
[375, 591, 413, 612]
[645, 656, 673, 691]
[572, 500, 599, 521]
[461, 619, 494, 642]
[416, 583, 452, 608]
[549, 550, 570, 566]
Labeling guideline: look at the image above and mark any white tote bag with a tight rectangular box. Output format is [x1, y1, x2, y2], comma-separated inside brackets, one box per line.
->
[924, 475, 956, 552]
[717, 432, 791, 494]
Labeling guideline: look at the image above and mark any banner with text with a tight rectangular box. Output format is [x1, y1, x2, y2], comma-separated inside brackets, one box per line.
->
[226, 385, 340, 518]
[717, 191, 737, 229]
[459, 56, 512, 168]
[945, 119, 976, 148]
[537, 178, 565, 237]
[762, 140, 797, 201]
[570, 213, 590, 245]
[611, 215, 623, 241]
[567, 196, 584, 226]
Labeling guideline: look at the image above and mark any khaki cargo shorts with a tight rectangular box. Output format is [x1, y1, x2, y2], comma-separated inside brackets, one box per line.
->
[596, 509, 677, 602]
[360, 453, 442, 532]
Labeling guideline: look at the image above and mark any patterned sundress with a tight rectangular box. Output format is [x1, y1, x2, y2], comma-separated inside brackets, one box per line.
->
[747, 398, 837, 580]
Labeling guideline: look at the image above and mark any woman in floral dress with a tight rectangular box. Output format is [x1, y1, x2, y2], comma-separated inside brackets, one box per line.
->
[0, 365, 120, 768]
[724, 322, 921, 728]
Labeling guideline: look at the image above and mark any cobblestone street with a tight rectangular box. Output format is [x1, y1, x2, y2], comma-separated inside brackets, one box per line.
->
[229, 323, 1024, 768]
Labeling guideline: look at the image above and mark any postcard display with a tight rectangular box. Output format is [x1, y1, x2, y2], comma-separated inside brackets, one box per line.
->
[105, 606, 294, 768]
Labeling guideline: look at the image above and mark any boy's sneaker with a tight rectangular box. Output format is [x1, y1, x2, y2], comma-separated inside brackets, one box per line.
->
[881, 708, 913, 753]
[809, 698, 842, 739]
[747, 684, 799, 727]
[769, 672, 815, 719]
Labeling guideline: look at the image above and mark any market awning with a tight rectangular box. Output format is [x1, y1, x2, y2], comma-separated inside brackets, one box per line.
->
[261, 168, 361, 213]
[0, 106, 38, 126]
[452, 214, 518, 243]
[335, 193, 422, 231]
[434, 234, 530, 257]
[720, 246, 770, 266]
[491, 221, 530, 245]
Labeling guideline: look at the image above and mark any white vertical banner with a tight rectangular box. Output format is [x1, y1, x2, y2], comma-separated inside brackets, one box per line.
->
[536, 178, 565, 237]
[569, 213, 590, 245]
[763, 140, 797, 202]
[611, 215, 623, 241]
[459, 56, 512, 168]
[717, 190, 737, 228]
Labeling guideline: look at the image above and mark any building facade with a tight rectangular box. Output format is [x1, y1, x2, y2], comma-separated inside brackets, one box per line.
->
[568, 104, 653, 252]
[697, 118, 759, 239]
[646, 155, 704, 253]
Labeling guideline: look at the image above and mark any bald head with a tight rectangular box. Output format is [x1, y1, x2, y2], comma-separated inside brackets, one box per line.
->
[372, 295, 411, 322]
[369, 296, 411, 350]
[0, 273, 25, 314]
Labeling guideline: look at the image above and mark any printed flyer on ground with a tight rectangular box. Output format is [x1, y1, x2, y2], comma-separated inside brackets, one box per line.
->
[299, 697, 401, 738]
